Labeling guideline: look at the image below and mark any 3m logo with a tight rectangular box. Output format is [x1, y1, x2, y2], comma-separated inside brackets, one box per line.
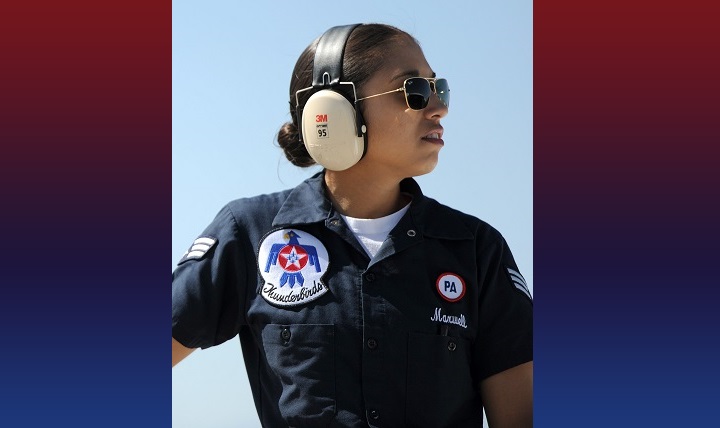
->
[315, 114, 328, 123]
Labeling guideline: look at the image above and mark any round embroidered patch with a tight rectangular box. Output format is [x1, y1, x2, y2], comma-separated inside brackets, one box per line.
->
[257, 229, 330, 307]
[436, 272, 466, 302]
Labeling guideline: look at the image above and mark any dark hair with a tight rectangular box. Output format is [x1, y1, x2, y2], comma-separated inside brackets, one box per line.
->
[277, 24, 416, 167]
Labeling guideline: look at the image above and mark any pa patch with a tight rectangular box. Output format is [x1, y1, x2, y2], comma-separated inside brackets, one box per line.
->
[257, 229, 330, 307]
[178, 236, 217, 265]
[436, 272, 466, 302]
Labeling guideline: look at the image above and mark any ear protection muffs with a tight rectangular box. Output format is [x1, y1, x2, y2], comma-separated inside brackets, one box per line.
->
[295, 24, 367, 171]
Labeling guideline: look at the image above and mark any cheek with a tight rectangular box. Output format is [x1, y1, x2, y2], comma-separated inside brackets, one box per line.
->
[361, 95, 409, 130]
[362, 106, 386, 131]
[364, 107, 408, 142]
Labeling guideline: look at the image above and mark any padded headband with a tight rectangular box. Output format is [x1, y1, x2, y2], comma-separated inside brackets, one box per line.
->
[311, 24, 362, 88]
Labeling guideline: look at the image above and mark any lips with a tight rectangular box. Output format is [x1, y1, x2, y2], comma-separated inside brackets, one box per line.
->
[422, 127, 445, 145]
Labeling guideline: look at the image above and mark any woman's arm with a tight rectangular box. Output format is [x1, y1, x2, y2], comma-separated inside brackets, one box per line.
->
[172, 337, 196, 367]
[480, 361, 533, 428]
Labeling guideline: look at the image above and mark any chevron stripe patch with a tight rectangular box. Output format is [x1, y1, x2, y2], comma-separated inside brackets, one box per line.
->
[507, 267, 532, 300]
[178, 237, 217, 264]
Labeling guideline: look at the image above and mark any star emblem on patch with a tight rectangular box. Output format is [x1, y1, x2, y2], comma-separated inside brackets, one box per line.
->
[278, 245, 308, 271]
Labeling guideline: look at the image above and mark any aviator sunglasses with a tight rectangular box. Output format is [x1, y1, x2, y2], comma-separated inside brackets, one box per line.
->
[356, 77, 450, 110]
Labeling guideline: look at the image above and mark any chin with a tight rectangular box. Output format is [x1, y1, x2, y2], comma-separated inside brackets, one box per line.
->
[410, 159, 439, 177]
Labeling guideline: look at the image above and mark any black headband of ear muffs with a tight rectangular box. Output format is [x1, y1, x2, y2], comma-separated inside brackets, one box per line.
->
[311, 24, 362, 89]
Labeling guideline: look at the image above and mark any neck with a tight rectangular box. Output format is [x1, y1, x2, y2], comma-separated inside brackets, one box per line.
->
[324, 169, 409, 219]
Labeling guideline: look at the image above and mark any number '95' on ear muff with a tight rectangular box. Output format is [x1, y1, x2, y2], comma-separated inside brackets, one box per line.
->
[294, 24, 367, 171]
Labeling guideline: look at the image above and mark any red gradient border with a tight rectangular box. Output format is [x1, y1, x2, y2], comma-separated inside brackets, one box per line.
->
[0, 2, 171, 426]
[1, 0, 720, 426]
[535, 1, 720, 426]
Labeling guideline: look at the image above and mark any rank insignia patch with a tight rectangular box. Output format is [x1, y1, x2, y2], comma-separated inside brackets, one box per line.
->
[257, 229, 330, 307]
[436, 272, 466, 302]
[178, 236, 217, 265]
[507, 267, 532, 300]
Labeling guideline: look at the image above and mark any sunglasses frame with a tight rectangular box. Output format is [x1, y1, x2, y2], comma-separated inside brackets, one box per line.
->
[356, 77, 449, 110]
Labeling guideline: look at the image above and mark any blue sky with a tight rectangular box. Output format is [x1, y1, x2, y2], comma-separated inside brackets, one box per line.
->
[172, 1, 532, 426]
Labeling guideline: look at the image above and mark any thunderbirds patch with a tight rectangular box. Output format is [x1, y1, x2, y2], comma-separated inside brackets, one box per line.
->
[257, 229, 330, 307]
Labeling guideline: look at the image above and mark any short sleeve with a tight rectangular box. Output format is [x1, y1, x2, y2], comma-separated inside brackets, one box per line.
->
[473, 227, 533, 380]
[172, 205, 249, 349]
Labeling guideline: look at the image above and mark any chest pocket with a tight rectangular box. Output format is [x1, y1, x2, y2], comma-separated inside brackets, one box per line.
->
[405, 332, 481, 427]
[261, 324, 336, 427]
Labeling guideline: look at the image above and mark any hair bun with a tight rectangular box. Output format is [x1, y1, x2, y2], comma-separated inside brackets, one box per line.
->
[277, 121, 316, 167]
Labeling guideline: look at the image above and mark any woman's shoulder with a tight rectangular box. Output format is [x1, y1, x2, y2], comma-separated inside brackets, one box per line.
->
[420, 195, 504, 243]
[224, 188, 295, 214]
[218, 174, 328, 230]
[214, 188, 294, 234]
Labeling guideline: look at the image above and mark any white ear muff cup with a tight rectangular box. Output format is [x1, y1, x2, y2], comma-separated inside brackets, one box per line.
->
[301, 90, 366, 171]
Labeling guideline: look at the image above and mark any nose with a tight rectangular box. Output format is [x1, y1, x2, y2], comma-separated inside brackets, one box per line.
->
[424, 91, 448, 119]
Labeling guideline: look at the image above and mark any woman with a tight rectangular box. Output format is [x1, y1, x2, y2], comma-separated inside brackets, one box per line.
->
[172, 23, 532, 427]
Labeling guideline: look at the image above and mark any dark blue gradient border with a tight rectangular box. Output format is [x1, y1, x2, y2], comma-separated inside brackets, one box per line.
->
[1, 1, 719, 427]
[535, 1, 720, 426]
[0, 2, 170, 426]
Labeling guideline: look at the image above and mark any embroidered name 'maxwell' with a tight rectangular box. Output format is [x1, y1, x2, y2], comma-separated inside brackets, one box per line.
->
[430, 307, 468, 328]
[257, 229, 330, 307]
[507, 267, 532, 300]
[178, 237, 217, 264]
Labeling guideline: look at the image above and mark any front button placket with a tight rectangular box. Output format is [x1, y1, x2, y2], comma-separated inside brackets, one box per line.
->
[368, 216, 422, 269]
[361, 268, 386, 428]
[325, 214, 370, 261]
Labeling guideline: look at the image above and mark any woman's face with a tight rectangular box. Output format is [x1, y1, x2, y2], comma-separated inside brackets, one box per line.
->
[357, 37, 448, 179]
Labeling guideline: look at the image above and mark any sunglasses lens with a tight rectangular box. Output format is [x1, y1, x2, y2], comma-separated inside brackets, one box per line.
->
[403, 78, 450, 110]
[404, 78, 432, 110]
[435, 78, 450, 108]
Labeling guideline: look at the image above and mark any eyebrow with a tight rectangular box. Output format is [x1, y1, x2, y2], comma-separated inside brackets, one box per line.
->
[390, 70, 437, 82]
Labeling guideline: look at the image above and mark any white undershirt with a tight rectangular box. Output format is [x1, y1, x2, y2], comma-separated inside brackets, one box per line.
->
[341, 203, 411, 258]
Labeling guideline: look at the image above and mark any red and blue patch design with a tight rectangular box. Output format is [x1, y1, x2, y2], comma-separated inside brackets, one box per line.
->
[258, 229, 330, 307]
